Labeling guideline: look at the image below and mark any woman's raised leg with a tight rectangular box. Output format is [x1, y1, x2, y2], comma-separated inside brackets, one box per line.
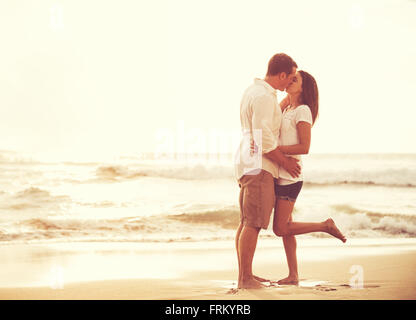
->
[273, 199, 346, 242]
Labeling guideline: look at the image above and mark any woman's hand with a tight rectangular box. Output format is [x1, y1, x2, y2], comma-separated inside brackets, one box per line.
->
[253, 140, 301, 178]
[281, 156, 301, 178]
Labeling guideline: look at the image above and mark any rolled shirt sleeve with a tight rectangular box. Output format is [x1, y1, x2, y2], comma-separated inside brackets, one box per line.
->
[251, 95, 279, 154]
[295, 105, 313, 125]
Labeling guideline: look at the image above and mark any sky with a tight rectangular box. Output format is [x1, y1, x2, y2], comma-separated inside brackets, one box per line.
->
[1, 0, 415, 161]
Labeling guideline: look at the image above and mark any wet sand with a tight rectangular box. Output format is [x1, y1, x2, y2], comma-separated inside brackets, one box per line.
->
[0, 238, 415, 299]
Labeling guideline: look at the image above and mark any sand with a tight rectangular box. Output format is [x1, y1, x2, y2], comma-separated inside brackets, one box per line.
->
[0, 238, 415, 300]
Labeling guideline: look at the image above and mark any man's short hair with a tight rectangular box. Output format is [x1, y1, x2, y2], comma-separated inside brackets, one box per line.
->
[266, 53, 298, 76]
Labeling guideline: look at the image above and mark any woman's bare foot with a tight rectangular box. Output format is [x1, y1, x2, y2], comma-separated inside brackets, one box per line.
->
[253, 275, 270, 282]
[240, 277, 267, 289]
[276, 276, 299, 285]
[325, 218, 347, 243]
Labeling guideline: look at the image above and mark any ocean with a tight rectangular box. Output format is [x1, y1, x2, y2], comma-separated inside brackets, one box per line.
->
[0, 150, 415, 244]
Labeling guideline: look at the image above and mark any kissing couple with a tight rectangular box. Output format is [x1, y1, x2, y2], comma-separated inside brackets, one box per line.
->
[235, 53, 346, 289]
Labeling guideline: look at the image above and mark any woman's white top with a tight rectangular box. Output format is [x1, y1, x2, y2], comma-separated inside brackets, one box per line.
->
[277, 104, 313, 185]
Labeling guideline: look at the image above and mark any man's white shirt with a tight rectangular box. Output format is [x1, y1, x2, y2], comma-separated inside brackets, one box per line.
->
[235, 78, 282, 180]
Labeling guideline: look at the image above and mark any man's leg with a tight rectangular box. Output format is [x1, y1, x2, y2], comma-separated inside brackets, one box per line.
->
[235, 221, 244, 287]
[236, 182, 245, 287]
[238, 224, 265, 289]
[237, 221, 270, 287]
[237, 170, 275, 289]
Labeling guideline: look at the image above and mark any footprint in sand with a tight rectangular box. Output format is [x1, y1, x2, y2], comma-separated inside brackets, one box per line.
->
[338, 283, 380, 289]
[315, 285, 337, 291]
[270, 279, 340, 291]
[223, 280, 380, 294]
[315, 283, 381, 290]
[226, 288, 239, 294]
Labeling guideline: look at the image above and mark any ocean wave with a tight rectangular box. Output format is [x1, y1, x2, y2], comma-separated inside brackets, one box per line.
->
[2, 150, 415, 188]
[90, 163, 416, 188]
[327, 211, 416, 238]
[94, 164, 233, 181]
[96, 166, 148, 180]
[331, 204, 416, 221]
[0, 204, 415, 243]
[0, 187, 71, 211]
[304, 168, 416, 188]
[0, 213, 232, 243]
[14, 187, 51, 198]
[174, 205, 416, 237]
[166, 207, 239, 229]
[306, 181, 415, 188]
[0, 150, 38, 164]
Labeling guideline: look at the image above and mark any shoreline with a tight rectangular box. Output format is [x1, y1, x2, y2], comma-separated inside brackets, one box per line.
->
[0, 238, 415, 299]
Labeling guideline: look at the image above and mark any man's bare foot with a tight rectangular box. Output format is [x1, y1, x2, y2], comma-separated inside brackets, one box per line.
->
[240, 277, 267, 289]
[325, 218, 347, 243]
[276, 276, 299, 285]
[253, 275, 270, 282]
[238, 275, 269, 288]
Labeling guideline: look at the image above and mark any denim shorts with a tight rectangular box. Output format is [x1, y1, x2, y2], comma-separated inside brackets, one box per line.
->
[274, 180, 303, 202]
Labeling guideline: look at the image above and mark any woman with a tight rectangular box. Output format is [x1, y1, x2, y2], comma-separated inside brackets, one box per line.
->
[273, 70, 346, 285]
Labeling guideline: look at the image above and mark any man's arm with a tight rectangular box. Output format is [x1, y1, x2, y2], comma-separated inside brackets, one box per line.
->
[249, 94, 301, 178]
[264, 148, 301, 178]
[251, 95, 279, 155]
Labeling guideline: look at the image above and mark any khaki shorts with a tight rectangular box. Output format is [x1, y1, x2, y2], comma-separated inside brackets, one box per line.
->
[238, 169, 276, 229]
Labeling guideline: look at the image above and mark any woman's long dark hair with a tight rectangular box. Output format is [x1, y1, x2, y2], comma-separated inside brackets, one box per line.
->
[299, 70, 319, 125]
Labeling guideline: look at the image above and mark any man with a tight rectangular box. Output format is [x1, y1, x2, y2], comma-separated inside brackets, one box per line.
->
[235, 53, 300, 289]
